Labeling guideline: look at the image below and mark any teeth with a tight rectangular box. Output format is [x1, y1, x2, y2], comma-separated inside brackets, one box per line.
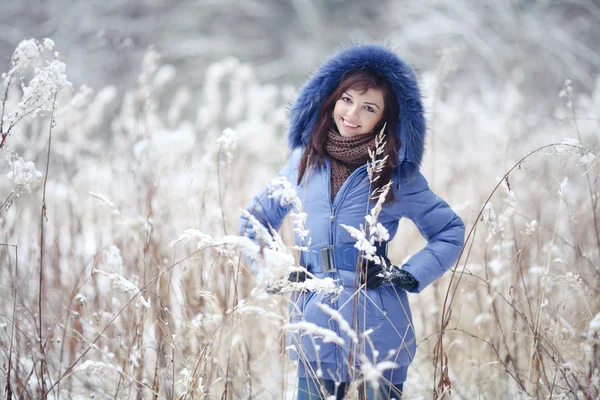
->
[343, 119, 358, 128]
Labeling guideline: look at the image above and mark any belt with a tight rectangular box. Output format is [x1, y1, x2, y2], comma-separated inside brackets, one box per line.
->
[300, 243, 388, 273]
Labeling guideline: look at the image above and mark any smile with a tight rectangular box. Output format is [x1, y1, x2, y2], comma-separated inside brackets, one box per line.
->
[341, 118, 360, 129]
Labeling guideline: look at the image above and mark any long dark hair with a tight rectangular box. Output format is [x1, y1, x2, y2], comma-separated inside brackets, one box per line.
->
[297, 70, 400, 203]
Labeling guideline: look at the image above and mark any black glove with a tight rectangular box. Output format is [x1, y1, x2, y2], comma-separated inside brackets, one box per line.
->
[362, 257, 418, 291]
[287, 270, 310, 283]
[268, 270, 311, 294]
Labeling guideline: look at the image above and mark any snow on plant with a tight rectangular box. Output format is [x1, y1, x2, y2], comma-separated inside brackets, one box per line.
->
[219, 234, 294, 272]
[340, 125, 392, 267]
[359, 355, 399, 390]
[93, 269, 151, 308]
[105, 245, 124, 272]
[557, 177, 569, 206]
[366, 123, 388, 183]
[291, 276, 341, 295]
[89, 191, 121, 215]
[284, 321, 345, 346]
[522, 219, 538, 235]
[6, 155, 43, 191]
[558, 79, 574, 109]
[318, 303, 358, 343]
[2, 36, 599, 399]
[219, 234, 341, 294]
[8, 57, 70, 127]
[482, 202, 496, 227]
[169, 228, 216, 249]
[239, 209, 277, 250]
[179, 368, 204, 396]
[74, 360, 111, 380]
[226, 298, 285, 321]
[366, 181, 392, 245]
[267, 175, 311, 251]
[217, 127, 238, 164]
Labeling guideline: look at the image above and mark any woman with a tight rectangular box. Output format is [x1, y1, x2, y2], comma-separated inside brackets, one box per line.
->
[240, 45, 465, 399]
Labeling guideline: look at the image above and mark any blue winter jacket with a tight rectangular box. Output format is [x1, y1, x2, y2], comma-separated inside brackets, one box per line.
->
[240, 45, 465, 385]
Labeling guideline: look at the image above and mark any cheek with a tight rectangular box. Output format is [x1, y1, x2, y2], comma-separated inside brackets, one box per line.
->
[365, 113, 382, 128]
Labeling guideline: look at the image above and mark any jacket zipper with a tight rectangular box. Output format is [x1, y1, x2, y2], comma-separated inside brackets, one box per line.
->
[325, 158, 335, 245]
[330, 164, 368, 241]
[325, 158, 368, 377]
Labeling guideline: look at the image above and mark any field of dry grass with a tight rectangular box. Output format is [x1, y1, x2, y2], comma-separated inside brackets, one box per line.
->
[0, 39, 599, 399]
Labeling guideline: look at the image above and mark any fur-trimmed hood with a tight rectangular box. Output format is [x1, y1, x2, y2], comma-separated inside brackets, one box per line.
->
[287, 44, 426, 176]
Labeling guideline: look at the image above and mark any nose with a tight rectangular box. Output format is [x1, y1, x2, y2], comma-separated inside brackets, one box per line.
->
[348, 104, 359, 116]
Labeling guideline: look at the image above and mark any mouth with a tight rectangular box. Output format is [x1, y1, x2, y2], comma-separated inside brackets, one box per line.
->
[341, 118, 360, 129]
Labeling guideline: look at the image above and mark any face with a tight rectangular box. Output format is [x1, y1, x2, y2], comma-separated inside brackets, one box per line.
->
[332, 87, 385, 137]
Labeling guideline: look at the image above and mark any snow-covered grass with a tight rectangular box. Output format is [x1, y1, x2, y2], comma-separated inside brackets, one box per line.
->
[0, 39, 599, 399]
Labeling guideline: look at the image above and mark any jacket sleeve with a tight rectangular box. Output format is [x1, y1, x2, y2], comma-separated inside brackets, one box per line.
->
[239, 156, 295, 246]
[397, 171, 465, 293]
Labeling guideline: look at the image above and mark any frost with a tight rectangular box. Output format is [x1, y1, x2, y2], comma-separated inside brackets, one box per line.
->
[559, 80, 573, 108]
[169, 229, 216, 249]
[560, 137, 580, 147]
[339, 182, 392, 268]
[366, 124, 388, 182]
[6, 156, 43, 191]
[42, 38, 55, 50]
[216, 127, 238, 163]
[93, 269, 151, 308]
[557, 178, 568, 205]
[90, 191, 117, 209]
[359, 355, 399, 389]
[340, 224, 376, 255]
[75, 360, 110, 377]
[11, 39, 40, 70]
[268, 176, 300, 208]
[488, 258, 503, 275]
[285, 321, 345, 346]
[219, 235, 295, 271]
[240, 209, 276, 249]
[268, 176, 310, 246]
[153, 64, 176, 88]
[318, 304, 357, 343]
[227, 298, 285, 320]
[558, 317, 576, 338]
[106, 245, 123, 271]
[580, 152, 596, 165]
[482, 203, 496, 226]
[74, 293, 87, 306]
[7, 58, 71, 129]
[523, 220, 538, 235]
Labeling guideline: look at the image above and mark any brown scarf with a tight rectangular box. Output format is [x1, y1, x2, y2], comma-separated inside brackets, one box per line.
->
[325, 129, 377, 199]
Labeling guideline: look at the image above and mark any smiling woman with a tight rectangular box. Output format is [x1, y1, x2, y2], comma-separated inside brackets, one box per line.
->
[333, 87, 385, 137]
[298, 69, 400, 203]
[240, 45, 465, 399]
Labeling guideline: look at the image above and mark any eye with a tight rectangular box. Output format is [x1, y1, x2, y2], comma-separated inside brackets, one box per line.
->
[365, 106, 375, 113]
[341, 96, 352, 103]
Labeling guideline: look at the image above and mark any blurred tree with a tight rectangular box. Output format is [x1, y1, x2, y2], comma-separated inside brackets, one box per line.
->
[1, 0, 598, 119]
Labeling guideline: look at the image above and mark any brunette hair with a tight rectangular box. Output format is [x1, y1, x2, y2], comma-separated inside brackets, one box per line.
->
[297, 70, 400, 202]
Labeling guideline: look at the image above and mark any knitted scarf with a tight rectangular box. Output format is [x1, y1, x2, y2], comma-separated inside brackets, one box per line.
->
[325, 129, 377, 200]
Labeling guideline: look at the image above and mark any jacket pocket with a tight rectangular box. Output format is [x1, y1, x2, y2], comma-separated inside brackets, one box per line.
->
[365, 288, 387, 321]
[289, 290, 316, 322]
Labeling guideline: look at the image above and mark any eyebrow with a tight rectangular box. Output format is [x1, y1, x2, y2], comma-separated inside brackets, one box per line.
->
[343, 92, 381, 111]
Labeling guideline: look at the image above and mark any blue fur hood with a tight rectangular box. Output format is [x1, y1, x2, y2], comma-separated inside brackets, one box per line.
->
[287, 44, 426, 176]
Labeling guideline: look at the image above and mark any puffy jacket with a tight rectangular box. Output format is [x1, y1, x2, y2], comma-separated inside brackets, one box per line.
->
[240, 45, 465, 384]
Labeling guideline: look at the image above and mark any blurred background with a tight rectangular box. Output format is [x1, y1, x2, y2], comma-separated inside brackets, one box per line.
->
[1, 1, 599, 399]
[2, 0, 600, 115]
